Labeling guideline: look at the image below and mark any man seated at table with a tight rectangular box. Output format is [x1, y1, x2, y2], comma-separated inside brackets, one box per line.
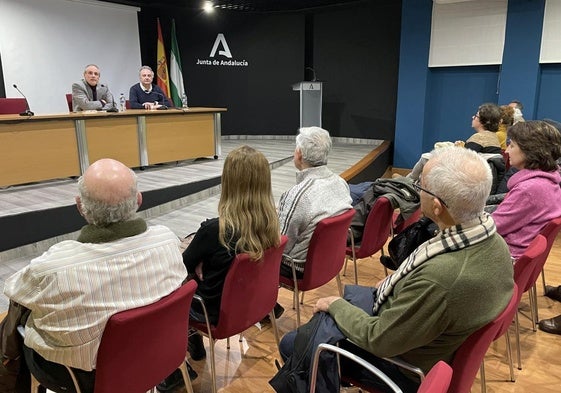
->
[129, 65, 173, 110]
[72, 64, 115, 111]
[2, 158, 188, 392]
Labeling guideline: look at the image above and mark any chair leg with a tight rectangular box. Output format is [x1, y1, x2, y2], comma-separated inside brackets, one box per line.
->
[504, 330, 515, 382]
[270, 310, 281, 354]
[336, 275, 343, 297]
[532, 283, 539, 324]
[542, 267, 546, 294]
[300, 291, 305, 305]
[294, 287, 301, 327]
[208, 338, 218, 393]
[352, 256, 358, 285]
[179, 361, 195, 393]
[480, 360, 487, 393]
[527, 287, 537, 332]
[515, 311, 522, 370]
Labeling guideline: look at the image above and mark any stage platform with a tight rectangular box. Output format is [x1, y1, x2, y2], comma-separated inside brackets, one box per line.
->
[0, 136, 389, 311]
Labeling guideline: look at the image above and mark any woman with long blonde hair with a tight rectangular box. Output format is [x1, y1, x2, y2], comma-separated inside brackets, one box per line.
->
[158, 145, 280, 392]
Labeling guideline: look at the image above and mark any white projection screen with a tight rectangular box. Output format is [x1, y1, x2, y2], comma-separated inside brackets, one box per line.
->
[0, 0, 141, 114]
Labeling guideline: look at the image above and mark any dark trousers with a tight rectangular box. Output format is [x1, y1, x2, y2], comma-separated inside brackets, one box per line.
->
[22, 345, 95, 393]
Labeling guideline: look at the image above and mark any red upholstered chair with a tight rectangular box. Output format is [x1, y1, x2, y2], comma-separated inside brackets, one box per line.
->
[279, 209, 355, 326]
[448, 284, 518, 393]
[0, 98, 27, 114]
[65, 94, 73, 112]
[509, 235, 548, 372]
[345, 197, 394, 284]
[190, 236, 288, 393]
[392, 206, 422, 236]
[30, 280, 198, 393]
[537, 216, 561, 300]
[309, 343, 453, 393]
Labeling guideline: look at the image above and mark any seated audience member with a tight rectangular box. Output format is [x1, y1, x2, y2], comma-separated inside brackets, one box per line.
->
[492, 121, 561, 260]
[279, 146, 514, 393]
[72, 64, 115, 111]
[129, 65, 173, 109]
[2, 159, 188, 393]
[460, 103, 502, 154]
[497, 105, 515, 150]
[157, 145, 281, 391]
[278, 126, 352, 279]
[509, 99, 525, 123]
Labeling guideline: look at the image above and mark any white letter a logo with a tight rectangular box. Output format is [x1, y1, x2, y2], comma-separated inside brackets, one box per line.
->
[209, 33, 232, 58]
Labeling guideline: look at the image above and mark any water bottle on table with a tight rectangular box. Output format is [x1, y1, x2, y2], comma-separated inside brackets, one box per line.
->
[119, 93, 126, 112]
[181, 93, 189, 110]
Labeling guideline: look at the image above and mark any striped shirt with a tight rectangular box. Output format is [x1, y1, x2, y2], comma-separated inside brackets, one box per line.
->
[3, 225, 187, 371]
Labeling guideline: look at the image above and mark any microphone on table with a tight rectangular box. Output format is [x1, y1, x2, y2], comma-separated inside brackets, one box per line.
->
[155, 92, 169, 110]
[12, 84, 34, 116]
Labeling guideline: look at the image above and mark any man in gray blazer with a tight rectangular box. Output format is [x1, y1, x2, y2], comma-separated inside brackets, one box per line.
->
[72, 64, 115, 111]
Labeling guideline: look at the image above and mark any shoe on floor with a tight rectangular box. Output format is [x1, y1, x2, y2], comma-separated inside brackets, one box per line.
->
[188, 331, 206, 361]
[544, 285, 561, 302]
[157, 362, 198, 392]
[538, 314, 561, 335]
[260, 303, 285, 324]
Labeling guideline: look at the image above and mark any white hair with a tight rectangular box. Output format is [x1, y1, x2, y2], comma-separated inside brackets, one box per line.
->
[424, 147, 492, 223]
[295, 127, 332, 166]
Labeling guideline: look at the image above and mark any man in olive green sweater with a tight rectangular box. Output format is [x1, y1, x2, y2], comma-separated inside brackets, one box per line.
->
[279, 146, 514, 393]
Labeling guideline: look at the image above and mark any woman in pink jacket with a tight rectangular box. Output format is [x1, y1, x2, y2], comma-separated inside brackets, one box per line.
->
[492, 120, 561, 259]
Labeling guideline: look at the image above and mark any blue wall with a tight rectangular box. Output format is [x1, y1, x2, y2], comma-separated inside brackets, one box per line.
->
[395, 0, 548, 169]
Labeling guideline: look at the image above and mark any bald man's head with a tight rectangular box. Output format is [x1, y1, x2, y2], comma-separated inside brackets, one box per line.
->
[77, 159, 141, 226]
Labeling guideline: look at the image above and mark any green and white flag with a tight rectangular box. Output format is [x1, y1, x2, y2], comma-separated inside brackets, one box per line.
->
[170, 19, 185, 107]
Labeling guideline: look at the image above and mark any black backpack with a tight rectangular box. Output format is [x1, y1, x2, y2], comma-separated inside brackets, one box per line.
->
[269, 312, 342, 393]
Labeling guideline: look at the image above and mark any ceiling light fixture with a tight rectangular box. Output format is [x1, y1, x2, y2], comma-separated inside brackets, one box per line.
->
[203, 1, 215, 13]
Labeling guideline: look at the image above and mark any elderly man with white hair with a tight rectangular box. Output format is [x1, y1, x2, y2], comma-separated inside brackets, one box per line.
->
[277, 147, 514, 393]
[278, 126, 352, 279]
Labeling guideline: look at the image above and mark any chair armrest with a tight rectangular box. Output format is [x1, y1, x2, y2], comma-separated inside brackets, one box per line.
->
[191, 294, 213, 335]
[310, 343, 403, 393]
[381, 356, 426, 381]
[280, 254, 300, 285]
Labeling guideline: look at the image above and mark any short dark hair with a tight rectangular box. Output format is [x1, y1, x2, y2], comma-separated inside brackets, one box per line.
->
[477, 103, 501, 132]
[508, 120, 561, 171]
[509, 100, 523, 110]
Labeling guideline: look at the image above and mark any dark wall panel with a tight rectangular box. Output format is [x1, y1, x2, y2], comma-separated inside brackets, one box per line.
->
[313, 1, 401, 139]
[139, 9, 304, 135]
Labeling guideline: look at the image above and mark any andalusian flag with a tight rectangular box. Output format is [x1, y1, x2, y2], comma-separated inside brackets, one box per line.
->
[170, 19, 186, 107]
[156, 18, 170, 97]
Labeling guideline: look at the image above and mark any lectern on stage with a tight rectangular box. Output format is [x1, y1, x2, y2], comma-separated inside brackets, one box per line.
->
[292, 81, 323, 128]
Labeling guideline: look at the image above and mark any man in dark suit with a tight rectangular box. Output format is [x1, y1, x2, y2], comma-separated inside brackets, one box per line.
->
[72, 64, 115, 111]
[129, 65, 173, 109]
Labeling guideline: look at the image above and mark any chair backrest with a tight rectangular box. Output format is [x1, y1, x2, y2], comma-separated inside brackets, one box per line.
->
[393, 207, 422, 235]
[417, 361, 453, 393]
[354, 197, 394, 259]
[212, 236, 288, 339]
[66, 94, 73, 112]
[448, 283, 519, 393]
[0, 98, 27, 114]
[539, 216, 561, 256]
[94, 280, 197, 393]
[300, 208, 356, 290]
[514, 234, 548, 294]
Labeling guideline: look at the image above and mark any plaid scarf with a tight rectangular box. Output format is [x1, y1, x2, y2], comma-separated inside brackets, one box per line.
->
[373, 213, 496, 314]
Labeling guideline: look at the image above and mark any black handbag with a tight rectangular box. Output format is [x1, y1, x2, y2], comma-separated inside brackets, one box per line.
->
[380, 217, 438, 270]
